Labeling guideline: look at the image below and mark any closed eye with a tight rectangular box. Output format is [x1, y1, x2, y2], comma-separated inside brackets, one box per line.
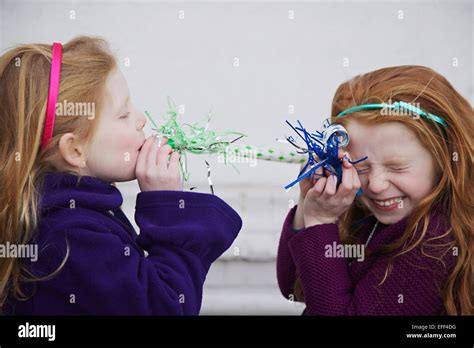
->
[119, 112, 130, 119]
[355, 167, 369, 174]
[389, 166, 409, 172]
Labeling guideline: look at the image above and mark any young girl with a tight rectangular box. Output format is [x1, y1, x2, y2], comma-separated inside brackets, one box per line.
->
[0, 36, 242, 315]
[277, 65, 473, 315]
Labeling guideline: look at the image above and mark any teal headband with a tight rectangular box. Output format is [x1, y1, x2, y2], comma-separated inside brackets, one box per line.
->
[336, 101, 448, 127]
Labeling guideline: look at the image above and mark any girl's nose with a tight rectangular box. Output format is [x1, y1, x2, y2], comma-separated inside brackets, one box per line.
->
[136, 111, 146, 130]
[367, 169, 389, 194]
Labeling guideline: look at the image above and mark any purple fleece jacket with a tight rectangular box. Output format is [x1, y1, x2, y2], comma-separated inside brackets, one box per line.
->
[277, 206, 457, 315]
[5, 172, 242, 315]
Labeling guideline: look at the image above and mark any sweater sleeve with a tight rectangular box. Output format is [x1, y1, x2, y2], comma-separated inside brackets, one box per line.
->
[133, 190, 242, 314]
[27, 191, 241, 315]
[287, 222, 456, 315]
[276, 206, 300, 299]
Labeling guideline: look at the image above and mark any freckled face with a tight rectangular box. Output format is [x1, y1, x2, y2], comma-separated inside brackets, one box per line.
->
[345, 120, 438, 225]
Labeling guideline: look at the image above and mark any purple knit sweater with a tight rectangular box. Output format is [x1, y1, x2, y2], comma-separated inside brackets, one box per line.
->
[276, 206, 457, 315]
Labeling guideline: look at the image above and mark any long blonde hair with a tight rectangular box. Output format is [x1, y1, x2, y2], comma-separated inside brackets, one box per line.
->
[0, 36, 116, 308]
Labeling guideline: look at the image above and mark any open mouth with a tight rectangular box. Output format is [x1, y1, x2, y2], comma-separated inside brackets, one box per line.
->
[371, 196, 405, 211]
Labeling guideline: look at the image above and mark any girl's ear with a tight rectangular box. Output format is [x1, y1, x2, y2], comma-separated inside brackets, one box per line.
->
[58, 133, 87, 169]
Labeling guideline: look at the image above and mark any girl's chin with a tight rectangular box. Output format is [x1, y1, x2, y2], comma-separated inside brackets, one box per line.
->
[371, 205, 411, 225]
[372, 213, 405, 225]
[110, 165, 139, 183]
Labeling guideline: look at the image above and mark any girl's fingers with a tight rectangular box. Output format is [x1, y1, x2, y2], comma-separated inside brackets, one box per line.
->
[137, 137, 155, 173]
[322, 174, 337, 197]
[343, 154, 353, 168]
[156, 144, 173, 172]
[146, 136, 160, 169]
[336, 162, 354, 198]
[168, 151, 181, 172]
[312, 176, 327, 196]
[157, 136, 168, 148]
[338, 151, 353, 169]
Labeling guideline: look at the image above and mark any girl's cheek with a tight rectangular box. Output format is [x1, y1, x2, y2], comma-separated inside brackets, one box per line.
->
[122, 136, 136, 150]
[402, 176, 430, 199]
[115, 126, 137, 150]
[390, 173, 422, 200]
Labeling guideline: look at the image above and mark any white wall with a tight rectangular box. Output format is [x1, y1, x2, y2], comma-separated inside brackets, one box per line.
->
[1, 0, 472, 314]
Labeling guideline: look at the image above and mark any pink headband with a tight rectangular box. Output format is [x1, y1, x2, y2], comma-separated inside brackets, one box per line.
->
[41, 42, 63, 151]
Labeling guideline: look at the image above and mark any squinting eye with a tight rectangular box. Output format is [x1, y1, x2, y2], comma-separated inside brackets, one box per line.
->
[355, 167, 369, 174]
[119, 112, 130, 119]
[390, 167, 408, 171]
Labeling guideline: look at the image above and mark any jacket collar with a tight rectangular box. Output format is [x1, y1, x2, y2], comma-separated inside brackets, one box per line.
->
[39, 172, 123, 215]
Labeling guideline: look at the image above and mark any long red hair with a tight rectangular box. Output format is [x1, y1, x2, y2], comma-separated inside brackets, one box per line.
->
[295, 65, 473, 315]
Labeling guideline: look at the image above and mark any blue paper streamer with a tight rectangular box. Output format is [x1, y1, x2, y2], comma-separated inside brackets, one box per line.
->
[284, 119, 368, 196]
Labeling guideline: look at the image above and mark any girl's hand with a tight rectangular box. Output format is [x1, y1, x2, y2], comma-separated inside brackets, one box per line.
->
[136, 136, 182, 192]
[302, 151, 361, 227]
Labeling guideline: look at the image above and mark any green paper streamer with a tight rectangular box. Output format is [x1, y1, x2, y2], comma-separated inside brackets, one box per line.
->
[145, 99, 310, 184]
[145, 98, 246, 181]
